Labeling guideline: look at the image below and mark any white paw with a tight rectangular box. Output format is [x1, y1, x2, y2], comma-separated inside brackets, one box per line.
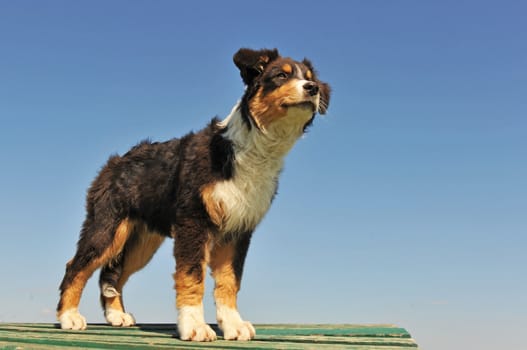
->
[179, 322, 217, 342]
[105, 308, 136, 327]
[217, 304, 255, 340]
[222, 320, 256, 341]
[58, 309, 87, 330]
[178, 305, 217, 342]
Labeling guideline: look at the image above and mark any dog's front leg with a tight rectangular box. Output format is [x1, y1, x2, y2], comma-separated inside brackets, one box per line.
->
[173, 224, 216, 342]
[210, 234, 255, 341]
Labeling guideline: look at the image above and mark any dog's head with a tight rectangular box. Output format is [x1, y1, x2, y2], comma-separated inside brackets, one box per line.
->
[234, 48, 331, 132]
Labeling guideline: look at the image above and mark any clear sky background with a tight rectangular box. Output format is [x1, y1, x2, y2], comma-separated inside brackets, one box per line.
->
[0, 1, 525, 349]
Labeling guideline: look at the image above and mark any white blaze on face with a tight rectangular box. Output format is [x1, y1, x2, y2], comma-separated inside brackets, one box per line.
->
[292, 64, 320, 112]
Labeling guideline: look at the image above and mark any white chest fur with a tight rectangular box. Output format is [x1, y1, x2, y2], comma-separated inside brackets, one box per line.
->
[210, 152, 281, 234]
[207, 104, 311, 234]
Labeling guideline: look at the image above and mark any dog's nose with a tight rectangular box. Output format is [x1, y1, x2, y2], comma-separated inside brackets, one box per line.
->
[303, 82, 319, 96]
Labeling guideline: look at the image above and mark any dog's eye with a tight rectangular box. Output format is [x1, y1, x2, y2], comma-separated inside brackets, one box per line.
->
[276, 72, 288, 79]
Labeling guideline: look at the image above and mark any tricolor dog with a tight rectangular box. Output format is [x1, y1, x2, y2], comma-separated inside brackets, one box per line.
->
[57, 48, 331, 341]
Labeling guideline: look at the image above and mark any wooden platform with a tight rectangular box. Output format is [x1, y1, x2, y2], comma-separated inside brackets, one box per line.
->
[0, 323, 419, 349]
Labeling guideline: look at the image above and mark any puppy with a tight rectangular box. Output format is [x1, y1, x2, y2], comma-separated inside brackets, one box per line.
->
[57, 48, 331, 341]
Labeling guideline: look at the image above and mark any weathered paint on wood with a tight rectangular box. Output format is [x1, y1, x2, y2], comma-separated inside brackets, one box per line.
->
[0, 323, 419, 349]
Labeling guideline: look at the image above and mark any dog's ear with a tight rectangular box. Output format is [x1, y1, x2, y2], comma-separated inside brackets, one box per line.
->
[319, 82, 331, 114]
[233, 48, 279, 86]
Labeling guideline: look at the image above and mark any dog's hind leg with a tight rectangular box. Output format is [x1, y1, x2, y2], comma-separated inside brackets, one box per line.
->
[99, 225, 165, 327]
[99, 258, 135, 327]
[57, 218, 134, 330]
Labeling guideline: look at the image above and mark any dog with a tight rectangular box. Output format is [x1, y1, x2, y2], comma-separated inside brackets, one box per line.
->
[57, 48, 331, 341]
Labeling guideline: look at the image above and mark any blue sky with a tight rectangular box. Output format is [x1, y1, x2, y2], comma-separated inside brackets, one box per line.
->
[0, 1, 525, 349]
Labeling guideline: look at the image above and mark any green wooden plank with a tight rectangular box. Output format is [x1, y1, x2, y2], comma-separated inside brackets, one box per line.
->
[0, 324, 418, 350]
[0, 323, 419, 349]
[255, 324, 411, 338]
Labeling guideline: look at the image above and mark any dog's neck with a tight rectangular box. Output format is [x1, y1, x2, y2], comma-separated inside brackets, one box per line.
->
[210, 103, 308, 234]
[218, 103, 308, 171]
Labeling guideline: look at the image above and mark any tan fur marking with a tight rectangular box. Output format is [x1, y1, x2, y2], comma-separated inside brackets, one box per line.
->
[306, 70, 313, 80]
[119, 226, 165, 283]
[174, 262, 207, 308]
[201, 184, 225, 227]
[58, 219, 134, 315]
[249, 83, 302, 130]
[106, 219, 133, 260]
[102, 225, 165, 311]
[282, 63, 293, 74]
[58, 269, 93, 315]
[105, 295, 125, 311]
[209, 243, 238, 309]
